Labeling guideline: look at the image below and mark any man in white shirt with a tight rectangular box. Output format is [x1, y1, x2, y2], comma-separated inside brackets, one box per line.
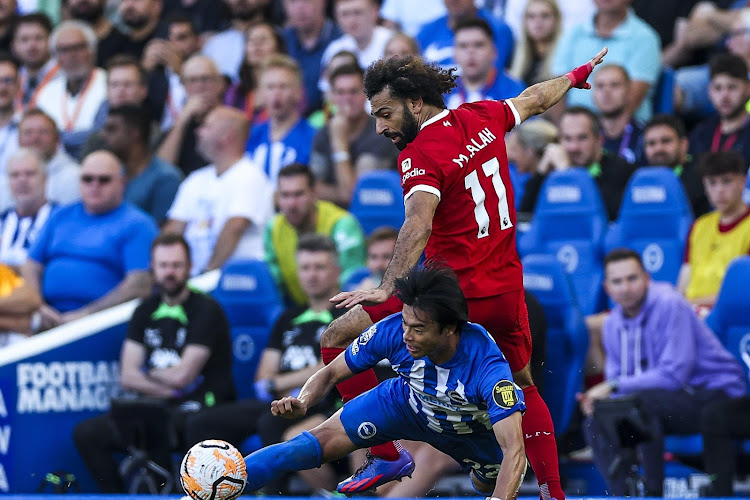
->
[0, 148, 55, 270]
[321, 0, 394, 70]
[35, 20, 107, 158]
[164, 106, 273, 274]
[17, 109, 81, 207]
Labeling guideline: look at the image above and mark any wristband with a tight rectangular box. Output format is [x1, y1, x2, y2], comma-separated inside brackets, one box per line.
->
[332, 150, 351, 163]
[565, 62, 594, 89]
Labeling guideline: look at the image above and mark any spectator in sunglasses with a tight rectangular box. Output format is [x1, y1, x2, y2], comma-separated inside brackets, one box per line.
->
[21, 150, 157, 331]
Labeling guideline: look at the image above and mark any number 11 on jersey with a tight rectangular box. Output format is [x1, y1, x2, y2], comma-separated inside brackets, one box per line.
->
[464, 157, 513, 239]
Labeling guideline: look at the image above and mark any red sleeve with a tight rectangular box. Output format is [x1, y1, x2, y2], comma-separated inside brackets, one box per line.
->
[399, 147, 442, 201]
[683, 221, 695, 263]
[459, 99, 521, 133]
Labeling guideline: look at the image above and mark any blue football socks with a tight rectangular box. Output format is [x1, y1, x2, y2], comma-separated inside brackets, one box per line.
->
[243, 431, 323, 491]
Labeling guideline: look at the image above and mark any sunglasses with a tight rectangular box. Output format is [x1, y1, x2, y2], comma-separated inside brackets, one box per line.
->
[81, 175, 113, 185]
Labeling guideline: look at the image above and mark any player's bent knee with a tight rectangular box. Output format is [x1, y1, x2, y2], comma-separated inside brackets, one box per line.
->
[309, 412, 358, 463]
[320, 306, 372, 348]
[512, 363, 534, 389]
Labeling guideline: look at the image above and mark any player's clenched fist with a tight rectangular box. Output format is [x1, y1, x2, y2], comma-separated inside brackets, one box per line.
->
[271, 396, 308, 419]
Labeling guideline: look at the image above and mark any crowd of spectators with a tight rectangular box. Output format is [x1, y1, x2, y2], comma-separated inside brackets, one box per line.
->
[0, 0, 747, 496]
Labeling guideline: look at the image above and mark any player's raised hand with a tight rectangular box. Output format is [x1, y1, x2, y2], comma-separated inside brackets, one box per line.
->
[330, 287, 390, 309]
[565, 46, 608, 89]
[271, 396, 308, 419]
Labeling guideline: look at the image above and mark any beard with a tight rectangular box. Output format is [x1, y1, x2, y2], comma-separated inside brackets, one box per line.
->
[122, 13, 151, 30]
[601, 105, 625, 119]
[232, 0, 264, 21]
[70, 1, 105, 23]
[157, 277, 188, 299]
[384, 103, 420, 151]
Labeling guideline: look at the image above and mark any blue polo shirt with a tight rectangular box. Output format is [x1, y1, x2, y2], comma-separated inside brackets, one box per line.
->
[246, 118, 317, 186]
[445, 70, 525, 109]
[551, 8, 661, 122]
[283, 20, 342, 115]
[125, 156, 184, 223]
[29, 202, 157, 312]
[417, 9, 514, 73]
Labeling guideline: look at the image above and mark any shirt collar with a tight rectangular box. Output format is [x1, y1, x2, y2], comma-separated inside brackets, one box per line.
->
[421, 109, 450, 130]
[584, 8, 636, 37]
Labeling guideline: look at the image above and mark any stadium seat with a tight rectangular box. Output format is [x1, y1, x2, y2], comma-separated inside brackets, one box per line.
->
[212, 260, 284, 400]
[349, 170, 405, 235]
[605, 167, 693, 285]
[522, 254, 588, 435]
[666, 257, 750, 456]
[518, 169, 608, 315]
[653, 67, 675, 115]
[705, 256, 750, 389]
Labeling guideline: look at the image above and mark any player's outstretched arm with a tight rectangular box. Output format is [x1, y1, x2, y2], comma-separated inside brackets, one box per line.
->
[489, 412, 526, 500]
[331, 191, 438, 308]
[271, 352, 354, 419]
[510, 47, 608, 123]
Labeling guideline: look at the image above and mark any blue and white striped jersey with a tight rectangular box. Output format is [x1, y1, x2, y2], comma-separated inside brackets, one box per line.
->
[344, 313, 525, 434]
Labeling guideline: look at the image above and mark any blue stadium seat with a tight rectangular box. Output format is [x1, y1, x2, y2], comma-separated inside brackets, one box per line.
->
[522, 254, 588, 435]
[605, 167, 693, 285]
[654, 67, 675, 115]
[666, 257, 750, 456]
[212, 260, 284, 400]
[349, 170, 405, 235]
[705, 256, 750, 389]
[518, 169, 608, 314]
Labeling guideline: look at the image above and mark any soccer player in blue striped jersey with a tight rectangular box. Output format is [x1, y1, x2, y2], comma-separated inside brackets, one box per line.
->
[239, 264, 527, 498]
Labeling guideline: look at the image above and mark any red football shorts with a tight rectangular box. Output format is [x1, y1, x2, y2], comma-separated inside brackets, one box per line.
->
[363, 288, 532, 373]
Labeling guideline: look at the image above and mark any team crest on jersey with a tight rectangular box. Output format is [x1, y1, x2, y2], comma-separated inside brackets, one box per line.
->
[358, 422, 377, 439]
[446, 389, 468, 405]
[358, 325, 376, 345]
[401, 158, 412, 172]
[492, 380, 518, 409]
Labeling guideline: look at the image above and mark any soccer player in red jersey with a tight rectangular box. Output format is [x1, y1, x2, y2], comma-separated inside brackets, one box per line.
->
[320, 47, 608, 498]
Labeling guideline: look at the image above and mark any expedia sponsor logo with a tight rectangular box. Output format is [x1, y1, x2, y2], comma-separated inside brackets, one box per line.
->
[402, 168, 425, 183]
[401, 158, 412, 172]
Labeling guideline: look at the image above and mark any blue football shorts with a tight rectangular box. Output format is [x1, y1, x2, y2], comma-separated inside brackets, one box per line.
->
[339, 378, 506, 482]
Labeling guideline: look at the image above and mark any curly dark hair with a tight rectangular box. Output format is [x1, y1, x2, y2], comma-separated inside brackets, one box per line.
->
[364, 56, 458, 109]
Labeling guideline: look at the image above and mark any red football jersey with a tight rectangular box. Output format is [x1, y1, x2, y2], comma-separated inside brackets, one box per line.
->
[399, 99, 523, 298]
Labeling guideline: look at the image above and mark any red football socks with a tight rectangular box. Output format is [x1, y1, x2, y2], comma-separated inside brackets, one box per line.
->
[320, 347, 400, 461]
[522, 385, 565, 500]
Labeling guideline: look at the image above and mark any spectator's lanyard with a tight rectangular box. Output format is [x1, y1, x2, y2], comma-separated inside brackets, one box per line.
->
[23, 63, 60, 109]
[588, 161, 602, 178]
[710, 117, 750, 152]
[618, 123, 633, 157]
[61, 71, 95, 132]
[457, 68, 498, 104]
